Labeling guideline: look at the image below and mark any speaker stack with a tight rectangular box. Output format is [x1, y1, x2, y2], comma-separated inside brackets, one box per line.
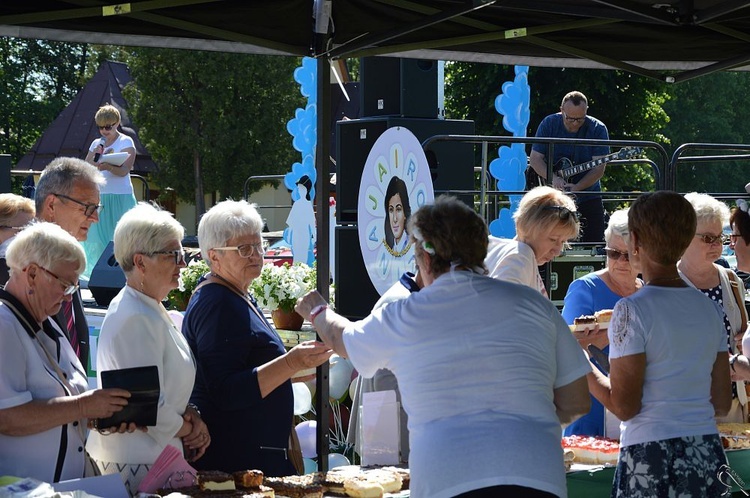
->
[88, 241, 126, 307]
[334, 57, 475, 320]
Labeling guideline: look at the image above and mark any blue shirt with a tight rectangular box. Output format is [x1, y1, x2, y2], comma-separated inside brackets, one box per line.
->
[531, 113, 610, 197]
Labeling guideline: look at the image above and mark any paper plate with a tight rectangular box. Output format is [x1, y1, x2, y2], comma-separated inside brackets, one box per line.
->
[100, 152, 129, 166]
[570, 323, 609, 332]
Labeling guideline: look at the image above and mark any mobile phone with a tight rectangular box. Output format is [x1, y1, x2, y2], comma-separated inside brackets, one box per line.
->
[587, 344, 610, 375]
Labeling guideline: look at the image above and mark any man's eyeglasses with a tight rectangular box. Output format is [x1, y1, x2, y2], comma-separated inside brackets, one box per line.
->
[147, 249, 187, 265]
[604, 247, 629, 262]
[53, 193, 101, 218]
[695, 233, 729, 245]
[543, 205, 581, 221]
[98, 123, 116, 131]
[39, 266, 79, 296]
[562, 111, 586, 123]
[0, 225, 25, 232]
[213, 241, 269, 258]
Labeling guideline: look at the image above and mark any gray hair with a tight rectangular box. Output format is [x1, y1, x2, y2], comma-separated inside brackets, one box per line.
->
[198, 200, 264, 267]
[604, 208, 630, 245]
[114, 203, 185, 273]
[35, 157, 105, 214]
[6, 221, 86, 277]
[683, 192, 730, 227]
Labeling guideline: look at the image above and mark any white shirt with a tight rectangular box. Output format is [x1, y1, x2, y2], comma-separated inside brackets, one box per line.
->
[485, 236, 546, 295]
[343, 271, 590, 498]
[87, 286, 196, 464]
[89, 134, 135, 195]
[0, 301, 88, 482]
[608, 286, 726, 447]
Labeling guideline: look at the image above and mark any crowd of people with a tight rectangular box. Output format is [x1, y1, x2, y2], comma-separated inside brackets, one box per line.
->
[1, 102, 749, 497]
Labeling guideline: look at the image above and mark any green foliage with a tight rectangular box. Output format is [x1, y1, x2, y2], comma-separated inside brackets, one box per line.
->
[122, 48, 305, 210]
[0, 37, 87, 164]
[167, 257, 210, 310]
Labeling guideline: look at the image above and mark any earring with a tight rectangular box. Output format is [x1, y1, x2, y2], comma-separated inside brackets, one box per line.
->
[28, 289, 34, 295]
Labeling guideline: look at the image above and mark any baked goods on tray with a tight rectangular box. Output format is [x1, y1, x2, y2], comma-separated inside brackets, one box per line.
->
[571, 309, 613, 332]
[718, 423, 750, 449]
[562, 435, 620, 465]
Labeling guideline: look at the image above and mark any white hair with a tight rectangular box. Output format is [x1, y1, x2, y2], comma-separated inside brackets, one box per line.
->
[604, 208, 630, 245]
[198, 200, 264, 267]
[6, 221, 86, 277]
[684, 192, 730, 226]
[114, 203, 185, 273]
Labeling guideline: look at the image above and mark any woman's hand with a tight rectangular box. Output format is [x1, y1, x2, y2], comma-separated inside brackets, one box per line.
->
[295, 291, 328, 321]
[181, 406, 210, 462]
[573, 324, 608, 350]
[284, 340, 333, 376]
[77, 388, 130, 420]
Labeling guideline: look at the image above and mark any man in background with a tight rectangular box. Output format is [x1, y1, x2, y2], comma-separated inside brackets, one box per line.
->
[35, 157, 104, 369]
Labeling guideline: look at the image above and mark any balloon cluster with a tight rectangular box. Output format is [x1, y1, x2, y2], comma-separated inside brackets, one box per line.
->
[488, 66, 531, 237]
[285, 57, 318, 203]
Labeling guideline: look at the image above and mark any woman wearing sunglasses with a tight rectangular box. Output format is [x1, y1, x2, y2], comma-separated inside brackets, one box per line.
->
[561, 209, 642, 437]
[678, 192, 747, 423]
[82, 104, 138, 280]
[0, 222, 130, 483]
[485, 185, 580, 296]
[87, 203, 210, 494]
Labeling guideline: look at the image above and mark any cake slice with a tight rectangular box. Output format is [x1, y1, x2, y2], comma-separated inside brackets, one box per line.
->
[198, 471, 236, 492]
[234, 469, 265, 489]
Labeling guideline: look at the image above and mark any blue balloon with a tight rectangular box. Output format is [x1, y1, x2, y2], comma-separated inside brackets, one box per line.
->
[294, 57, 318, 104]
[328, 453, 351, 469]
[303, 457, 318, 474]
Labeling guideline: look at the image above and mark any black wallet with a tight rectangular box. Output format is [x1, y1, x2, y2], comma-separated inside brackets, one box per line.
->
[97, 365, 160, 428]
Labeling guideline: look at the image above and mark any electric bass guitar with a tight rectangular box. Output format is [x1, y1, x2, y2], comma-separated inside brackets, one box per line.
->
[525, 146, 642, 189]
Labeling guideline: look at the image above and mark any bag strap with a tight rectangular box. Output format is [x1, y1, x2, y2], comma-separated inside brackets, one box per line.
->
[724, 268, 748, 335]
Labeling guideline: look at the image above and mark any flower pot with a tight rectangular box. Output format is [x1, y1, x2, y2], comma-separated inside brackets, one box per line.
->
[272, 308, 304, 331]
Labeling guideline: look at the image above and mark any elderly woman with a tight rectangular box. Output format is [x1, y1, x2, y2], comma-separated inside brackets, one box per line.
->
[678, 192, 747, 422]
[0, 193, 35, 285]
[297, 196, 591, 498]
[82, 104, 138, 279]
[86, 203, 208, 494]
[0, 222, 129, 482]
[485, 185, 580, 296]
[588, 191, 731, 497]
[561, 209, 642, 437]
[729, 201, 750, 289]
[182, 199, 332, 475]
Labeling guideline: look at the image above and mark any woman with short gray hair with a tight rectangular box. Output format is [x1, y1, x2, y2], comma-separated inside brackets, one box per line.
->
[561, 208, 642, 436]
[0, 222, 129, 482]
[87, 203, 210, 494]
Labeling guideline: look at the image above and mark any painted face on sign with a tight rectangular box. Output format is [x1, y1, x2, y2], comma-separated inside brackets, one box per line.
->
[389, 193, 406, 244]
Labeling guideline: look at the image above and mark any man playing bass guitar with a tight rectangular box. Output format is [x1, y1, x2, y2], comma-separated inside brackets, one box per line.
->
[529, 91, 609, 242]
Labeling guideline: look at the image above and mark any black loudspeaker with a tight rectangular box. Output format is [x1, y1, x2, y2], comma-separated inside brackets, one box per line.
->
[360, 57, 438, 118]
[335, 225, 382, 320]
[89, 241, 126, 307]
[336, 117, 475, 223]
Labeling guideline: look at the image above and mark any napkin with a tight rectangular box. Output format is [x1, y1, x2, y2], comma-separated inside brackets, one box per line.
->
[137, 445, 196, 494]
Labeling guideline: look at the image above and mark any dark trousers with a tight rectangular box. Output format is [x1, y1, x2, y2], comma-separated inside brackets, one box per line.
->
[577, 197, 605, 243]
[454, 485, 558, 497]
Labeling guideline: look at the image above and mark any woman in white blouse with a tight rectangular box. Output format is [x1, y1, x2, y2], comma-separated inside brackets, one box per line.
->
[87, 203, 209, 494]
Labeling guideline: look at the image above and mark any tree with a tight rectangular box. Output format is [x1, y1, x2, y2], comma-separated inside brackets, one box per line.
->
[660, 72, 750, 194]
[123, 48, 305, 219]
[0, 37, 87, 165]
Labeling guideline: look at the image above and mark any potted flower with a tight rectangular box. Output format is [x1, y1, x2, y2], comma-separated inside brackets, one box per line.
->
[168, 258, 210, 311]
[250, 262, 316, 330]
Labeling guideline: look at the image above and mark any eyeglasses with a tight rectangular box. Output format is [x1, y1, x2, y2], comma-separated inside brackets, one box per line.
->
[695, 233, 729, 245]
[604, 247, 629, 261]
[562, 111, 586, 123]
[97, 123, 116, 131]
[53, 193, 101, 218]
[213, 241, 269, 258]
[730, 233, 743, 243]
[0, 225, 25, 232]
[543, 205, 581, 221]
[147, 249, 187, 265]
[39, 266, 79, 296]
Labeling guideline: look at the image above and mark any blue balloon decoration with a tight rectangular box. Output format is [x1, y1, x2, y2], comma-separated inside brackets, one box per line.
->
[303, 458, 318, 474]
[488, 66, 531, 238]
[284, 155, 317, 202]
[294, 57, 318, 105]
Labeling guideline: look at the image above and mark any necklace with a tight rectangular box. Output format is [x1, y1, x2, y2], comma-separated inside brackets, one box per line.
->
[210, 272, 247, 296]
[645, 276, 684, 286]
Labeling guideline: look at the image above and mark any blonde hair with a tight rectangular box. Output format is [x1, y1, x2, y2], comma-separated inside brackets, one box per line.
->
[0, 194, 35, 224]
[95, 104, 121, 126]
[513, 186, 580, 241]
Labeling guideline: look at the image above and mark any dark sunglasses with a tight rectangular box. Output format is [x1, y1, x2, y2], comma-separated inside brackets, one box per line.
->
[695, 233, 729, 245]
[543, 205, 581, 221]
[53, 193, 102, 218]
[147, 249, 187, 265]
[604, 247, 629, 261]
[98, 123, 116, 131]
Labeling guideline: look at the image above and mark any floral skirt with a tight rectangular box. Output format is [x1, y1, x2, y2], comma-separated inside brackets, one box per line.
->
[612, 434, 728, 498]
